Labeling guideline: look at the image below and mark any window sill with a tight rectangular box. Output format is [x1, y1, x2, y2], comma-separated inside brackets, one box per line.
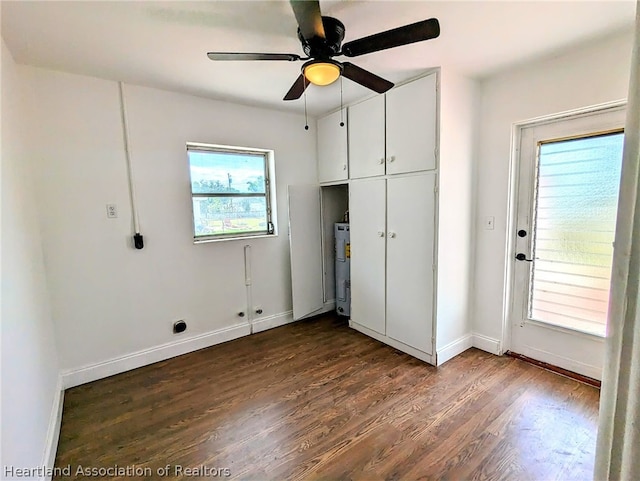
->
[194, 233, 278, 244]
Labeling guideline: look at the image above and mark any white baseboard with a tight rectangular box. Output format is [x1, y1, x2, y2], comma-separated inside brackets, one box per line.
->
[436, 334, 473, 365]
[61, 322, 251, 388]
[472, 332, 501, 355]
[252, 310, 294, 333]
[349, 320, 436, 365]
[41, 375, 64, 481]
[60, 310, 308, 389]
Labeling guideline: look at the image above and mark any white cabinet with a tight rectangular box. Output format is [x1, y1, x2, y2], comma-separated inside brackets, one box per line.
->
[288, 184, 349, 321]
[350, 173, 436, 356]
[296, 68, 477, 367]
[386, 73, 437, 174]
[385, 174, 435, 354]
[350, 178, 386, 335]
[349, 96, 385, 179]
[348, 73, 437, 180]
[317, 110, 348, 183]
[288, 185, 324, 320]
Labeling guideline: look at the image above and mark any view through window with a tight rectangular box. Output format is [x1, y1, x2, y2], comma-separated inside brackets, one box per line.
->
[187, 144, 274, 240]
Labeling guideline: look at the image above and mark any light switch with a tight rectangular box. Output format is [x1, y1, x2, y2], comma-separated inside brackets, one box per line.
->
[484, 216, 495, 230]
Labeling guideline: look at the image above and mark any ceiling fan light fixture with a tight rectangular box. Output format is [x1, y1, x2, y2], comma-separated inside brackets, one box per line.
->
[303, 60, 341, 86]
[208, 2, 439, 101]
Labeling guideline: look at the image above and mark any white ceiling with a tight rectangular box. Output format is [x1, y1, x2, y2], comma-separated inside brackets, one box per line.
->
[2, 1, 636, 117]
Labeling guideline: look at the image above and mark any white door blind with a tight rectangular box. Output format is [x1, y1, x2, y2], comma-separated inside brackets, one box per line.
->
[529, 132, 624, 336]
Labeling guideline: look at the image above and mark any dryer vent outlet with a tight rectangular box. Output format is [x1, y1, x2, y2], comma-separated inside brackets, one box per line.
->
[173, 320, 187, 334]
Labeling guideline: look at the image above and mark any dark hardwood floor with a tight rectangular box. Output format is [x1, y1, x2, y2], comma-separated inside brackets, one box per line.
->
[54, 315, 600, 481]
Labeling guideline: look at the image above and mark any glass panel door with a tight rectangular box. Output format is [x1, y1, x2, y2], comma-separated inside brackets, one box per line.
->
[510, 105, 625, 380]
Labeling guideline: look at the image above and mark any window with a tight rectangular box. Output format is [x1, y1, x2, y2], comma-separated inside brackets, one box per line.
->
[187, 143, 276, 242]
[528, 131, 624, 335]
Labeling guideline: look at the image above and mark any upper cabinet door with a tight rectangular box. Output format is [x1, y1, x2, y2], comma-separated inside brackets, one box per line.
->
[348, 95, 385, 179]
[386, 73, 437, 175]
[317, 110, 348, 183]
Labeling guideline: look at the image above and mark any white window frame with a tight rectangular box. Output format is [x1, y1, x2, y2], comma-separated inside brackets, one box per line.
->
[187, 142, 278, 243]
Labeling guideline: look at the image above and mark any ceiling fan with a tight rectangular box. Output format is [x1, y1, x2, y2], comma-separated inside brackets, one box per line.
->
[207, 0, 440, 101]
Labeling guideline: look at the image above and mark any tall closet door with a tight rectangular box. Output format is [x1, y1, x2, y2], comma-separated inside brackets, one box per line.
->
[386, 174, 436, 354]
[288, 185, 324, 320]
[350, 178, 386, 334]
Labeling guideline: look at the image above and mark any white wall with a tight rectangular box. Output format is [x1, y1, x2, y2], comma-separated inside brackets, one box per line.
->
[23, 66, 317, 375]
[472, 29, 635, 347]
[436, 68, 479, 353]
[1, 41, 62, 476]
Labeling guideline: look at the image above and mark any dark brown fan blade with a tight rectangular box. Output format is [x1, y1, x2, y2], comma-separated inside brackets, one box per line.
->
[207, 52, 301, 61]
[290, 0, 325, 40]
[341, 62, 394, 94]
[342, 18, 440, 57]
[283, 74, 309, 101]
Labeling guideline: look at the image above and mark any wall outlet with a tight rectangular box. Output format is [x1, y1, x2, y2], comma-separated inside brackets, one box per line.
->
[484, 216, 495, 230]
[106, 204, 118, 219]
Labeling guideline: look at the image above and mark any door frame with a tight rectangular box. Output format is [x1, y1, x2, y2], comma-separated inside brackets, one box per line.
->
[501, 99, 627, 355]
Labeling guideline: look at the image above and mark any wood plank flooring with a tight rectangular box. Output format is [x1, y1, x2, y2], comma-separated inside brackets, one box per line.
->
[54, 315, 600, 481]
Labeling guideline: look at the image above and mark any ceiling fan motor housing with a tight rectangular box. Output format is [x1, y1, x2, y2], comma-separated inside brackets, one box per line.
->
[298, 16, 345, 59]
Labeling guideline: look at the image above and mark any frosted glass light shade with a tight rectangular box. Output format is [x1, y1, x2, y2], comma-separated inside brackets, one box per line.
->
[304, 62, 341, 86]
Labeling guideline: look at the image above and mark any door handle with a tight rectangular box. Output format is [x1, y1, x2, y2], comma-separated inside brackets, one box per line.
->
[515, 253, 534, 262]
[377, 231, 385, 237]
[388, 232, 396, 238]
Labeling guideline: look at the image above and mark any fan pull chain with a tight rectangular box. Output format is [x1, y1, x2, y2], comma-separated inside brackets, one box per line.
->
[303, 77, 309, 131]
[340, 76, 345, 127]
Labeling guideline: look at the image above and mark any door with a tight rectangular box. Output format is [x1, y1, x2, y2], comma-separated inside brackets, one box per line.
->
[386, 73, 437, 175]
[288, 185, 324, 320]
[510, 106, 625, 380]
[349, 95, 385, 179]
[318, 110, 348, 183]
[386, 174, 436, 355]
[350, 178, 386, 334]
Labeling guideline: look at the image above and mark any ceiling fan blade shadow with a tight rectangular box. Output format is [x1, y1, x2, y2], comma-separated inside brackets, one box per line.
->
[290, 0, 325, 40]
[341, 62, 394, 94]
[342, 18, 440, 57]
[207, 52, 301, 61]
[283, 74, 310, 101]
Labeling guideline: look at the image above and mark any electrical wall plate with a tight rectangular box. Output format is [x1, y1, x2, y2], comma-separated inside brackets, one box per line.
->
[106, 204, 118, 218]
[484, 216, 495, 230]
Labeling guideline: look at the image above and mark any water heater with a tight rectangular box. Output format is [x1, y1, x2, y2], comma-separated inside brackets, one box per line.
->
[335, 223, 351, 317]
